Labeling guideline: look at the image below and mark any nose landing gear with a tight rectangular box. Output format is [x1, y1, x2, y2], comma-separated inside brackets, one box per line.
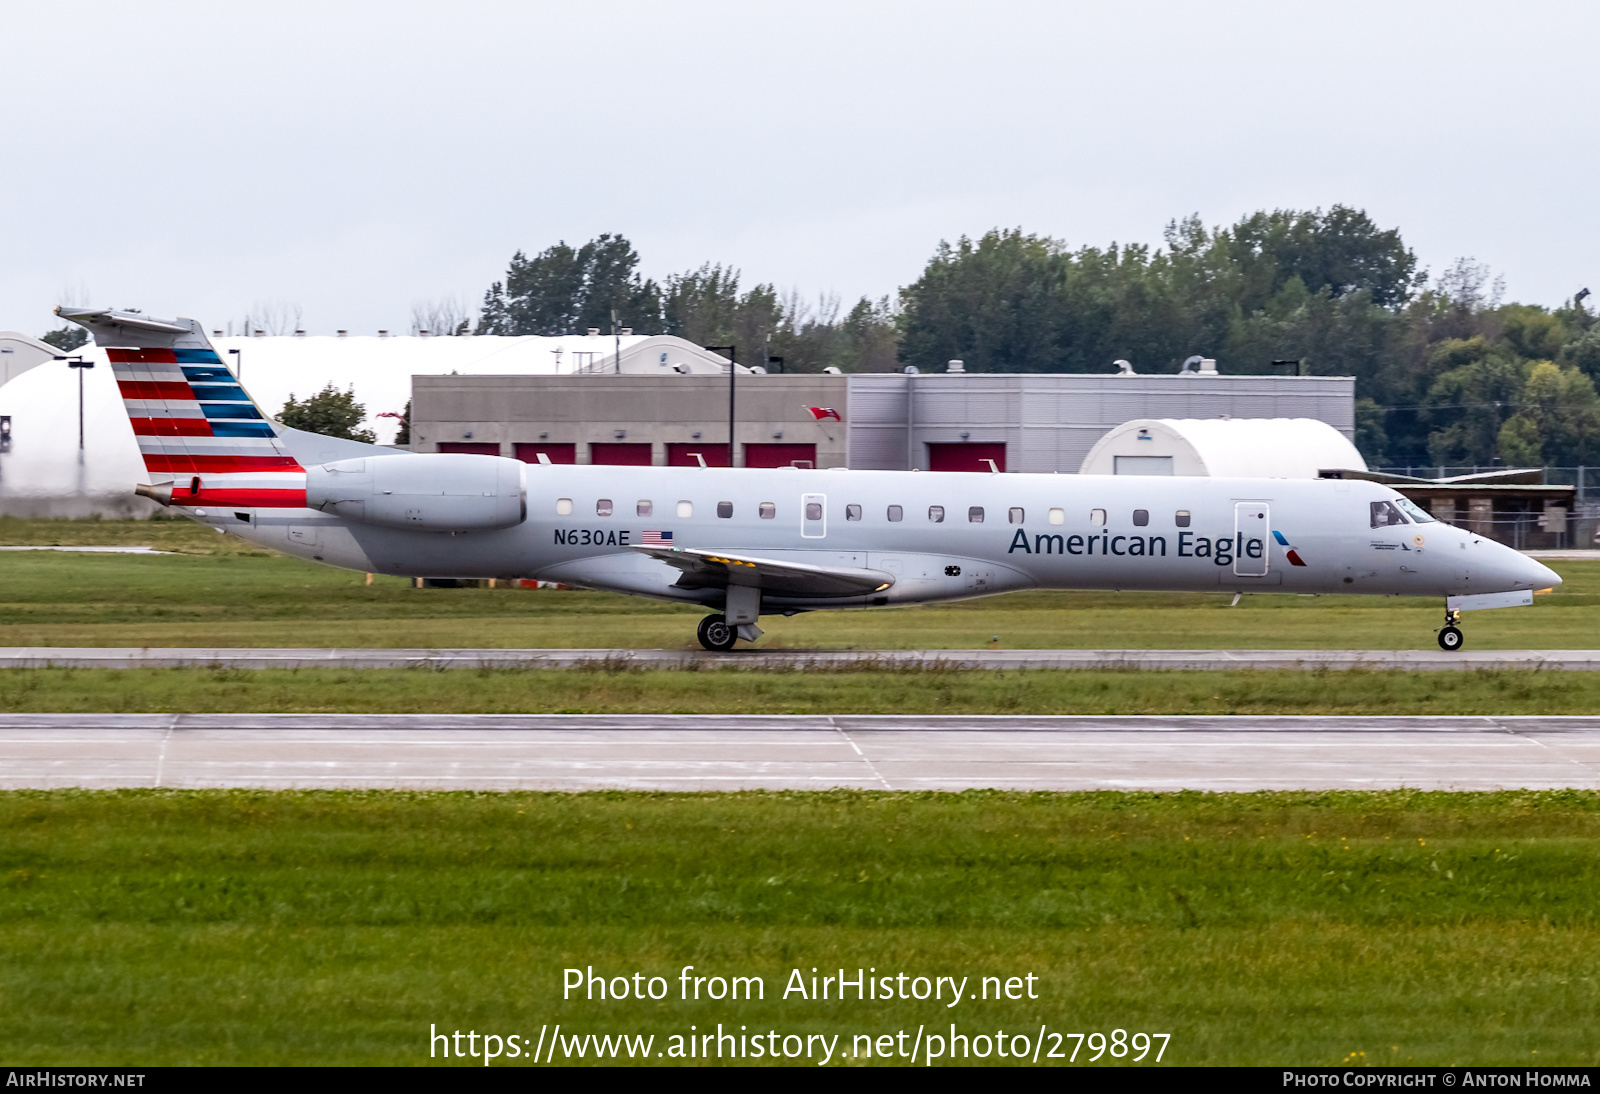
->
[696, 614, 738, 652]
[1437, 608, 1464, 652]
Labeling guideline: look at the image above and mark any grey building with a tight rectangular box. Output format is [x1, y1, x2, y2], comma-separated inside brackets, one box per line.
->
[846, 371, 1356, 473]
[410, 364, 1354, 473]
[412, 373, 849, 468]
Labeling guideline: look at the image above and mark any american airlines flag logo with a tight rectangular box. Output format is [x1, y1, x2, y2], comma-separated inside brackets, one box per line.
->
[641, 530, 673, 544]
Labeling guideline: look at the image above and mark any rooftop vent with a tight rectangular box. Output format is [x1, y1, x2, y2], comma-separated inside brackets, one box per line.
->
[337, 330, 348, 337]
[1179, 355, 1218, 376]
[294, 329, 306, 337]
[378, 330, 389, 338]
[904, 365, 920, 375]
[620, 327, 633, 335]
[587, 327, 600, 336]
[946, 359, 964, 373]
[1114, 358, 1135, 375]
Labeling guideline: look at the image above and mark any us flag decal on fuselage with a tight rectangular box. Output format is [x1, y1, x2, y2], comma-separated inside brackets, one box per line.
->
[108, 346, 307, 509]
[641, 530, 673, 544]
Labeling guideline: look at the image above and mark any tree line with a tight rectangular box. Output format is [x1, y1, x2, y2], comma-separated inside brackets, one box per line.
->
[894, 212, 1598, 467]
[460, 213, 1597, 466]
[41, 209, 1591, 465]
[474, 234, 898, 374]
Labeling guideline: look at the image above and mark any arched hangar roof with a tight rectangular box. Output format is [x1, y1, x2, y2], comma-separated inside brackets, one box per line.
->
[1078, 417, 1367, 478]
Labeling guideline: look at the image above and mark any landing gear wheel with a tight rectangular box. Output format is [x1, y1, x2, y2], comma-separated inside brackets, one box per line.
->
[697, 614, 737, 652]
[1438, 625, 1465, 652]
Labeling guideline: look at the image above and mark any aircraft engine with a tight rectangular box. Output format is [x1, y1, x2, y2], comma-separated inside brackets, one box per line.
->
[305, 454, 526, 531]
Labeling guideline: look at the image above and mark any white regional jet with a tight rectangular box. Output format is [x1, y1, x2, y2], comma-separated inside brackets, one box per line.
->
[57, 307, 1560, 652]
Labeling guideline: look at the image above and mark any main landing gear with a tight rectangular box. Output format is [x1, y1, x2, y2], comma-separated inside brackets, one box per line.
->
[696, 614, 737, 652]
[1437, 608, 1464, 652]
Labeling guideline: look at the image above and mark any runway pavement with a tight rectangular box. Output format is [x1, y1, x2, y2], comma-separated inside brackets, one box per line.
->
[5, 647, 1600, 670]
[5, 713, 1600, 792]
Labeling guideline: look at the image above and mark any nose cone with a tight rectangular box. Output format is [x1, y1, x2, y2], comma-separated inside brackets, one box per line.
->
[1491, 540, 1561, 591]
[1527, 556, 1562, 591]
[1473, 536, 1562, 592]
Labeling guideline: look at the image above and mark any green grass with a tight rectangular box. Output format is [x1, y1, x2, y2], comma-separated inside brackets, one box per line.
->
[2, 789, 1598, 1065]
[0, 518, 1594, 649]
[3, 663, 1600, 714]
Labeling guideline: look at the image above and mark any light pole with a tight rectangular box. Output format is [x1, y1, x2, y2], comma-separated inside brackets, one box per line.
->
[612, 308, 621, 376]
[55, 355, 93, 449]
[705, 345, 736, 466]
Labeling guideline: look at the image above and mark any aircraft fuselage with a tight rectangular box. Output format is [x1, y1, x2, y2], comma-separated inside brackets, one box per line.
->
[183, 464, 1556, 612]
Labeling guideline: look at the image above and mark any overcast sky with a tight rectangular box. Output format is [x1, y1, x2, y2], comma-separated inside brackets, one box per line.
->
[1, 0, 1594, 337]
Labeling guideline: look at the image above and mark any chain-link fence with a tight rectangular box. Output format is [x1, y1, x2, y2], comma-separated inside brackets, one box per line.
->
[1371, 466, 1597, 550]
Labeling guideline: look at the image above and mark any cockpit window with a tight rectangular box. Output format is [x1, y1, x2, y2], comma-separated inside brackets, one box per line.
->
[1393, 496, 1435, 524]
[1370, 500, 1409, 528]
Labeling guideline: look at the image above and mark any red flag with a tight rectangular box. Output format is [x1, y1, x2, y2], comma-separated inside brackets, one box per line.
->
[806, 406, 842, 422]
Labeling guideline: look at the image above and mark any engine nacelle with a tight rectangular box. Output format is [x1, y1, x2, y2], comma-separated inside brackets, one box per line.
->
[305, 454, 526, 531]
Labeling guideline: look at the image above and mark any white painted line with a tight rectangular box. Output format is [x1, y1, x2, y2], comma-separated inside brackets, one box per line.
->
[0, 545, 172, 553]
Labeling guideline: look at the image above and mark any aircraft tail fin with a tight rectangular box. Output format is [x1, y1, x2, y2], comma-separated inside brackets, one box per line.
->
[54, 306, 308, 509]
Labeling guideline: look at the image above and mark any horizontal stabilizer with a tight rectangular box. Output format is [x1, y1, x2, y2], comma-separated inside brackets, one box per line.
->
[630, 546, 895, 598]
[54, 306, 205, 347]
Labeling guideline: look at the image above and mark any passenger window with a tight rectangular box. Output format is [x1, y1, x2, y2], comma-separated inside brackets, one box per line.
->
[596, 498, 612, 517]
[556, 498, 573, 516]
[1009, 507, 1024, 524]
[676, 501, 693, 518]
[888, 505, 903, 522]
[845, 504, 862, 521]
[1133, 509, 1149, 527]
[1090, 508, 1106, 526]
[1175, 510, 1191, 528]
[968, 506, 984, 523]
[1370, 500, 1408, 528]
[759, 502, 775, 520]
[717, 501, 733, 518]
[805, 502, 823, 520]
[929, 505, 945, 523]
[637, 500, 652, 517]
[1048, 507, 1064, 525]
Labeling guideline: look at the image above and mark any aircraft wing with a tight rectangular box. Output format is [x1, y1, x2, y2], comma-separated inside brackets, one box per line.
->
[629, 546, 895, 598]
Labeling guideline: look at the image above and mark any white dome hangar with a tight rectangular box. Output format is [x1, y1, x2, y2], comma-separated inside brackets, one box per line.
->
[1078, 417, 1367, 479]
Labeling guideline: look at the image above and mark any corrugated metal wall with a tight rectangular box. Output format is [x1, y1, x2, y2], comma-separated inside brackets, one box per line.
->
[847, 373, 1355, 471]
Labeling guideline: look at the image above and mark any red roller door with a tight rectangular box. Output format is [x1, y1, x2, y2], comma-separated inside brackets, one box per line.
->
[927, 442, 1006, 472]
[666, 443, 731, 467]
[589, 442, 653, 466]
[437, 442, 500, 456]
[744, 443, 816, 468]
[513, 443, 576, 464]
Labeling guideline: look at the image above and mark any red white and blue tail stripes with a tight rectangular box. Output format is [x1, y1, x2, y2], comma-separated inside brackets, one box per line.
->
[110, 347, 307, 508]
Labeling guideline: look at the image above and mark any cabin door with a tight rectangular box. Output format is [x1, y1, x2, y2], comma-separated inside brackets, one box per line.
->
[1234, 502, 1270, 576]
